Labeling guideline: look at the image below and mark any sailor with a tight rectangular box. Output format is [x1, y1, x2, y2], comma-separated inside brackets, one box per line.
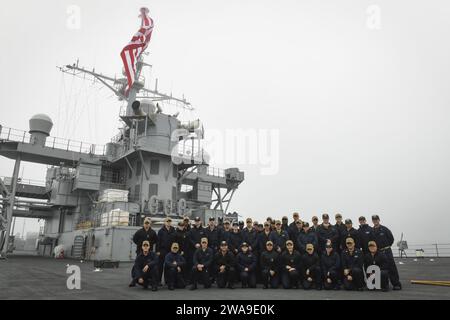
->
[188, 217, 206, 251]
[173, 221, 188, 256]
[341, 237, 364, 291]
[214, 241, 237, 289]
[334, 213, 346, 254]
[300, 243, 322, 290]
[288, 212, 301, 236]
[229, 222, 243, 254]
[132, 217, 158, 255]
[256, 222, 272, 253]
[320, 243, 341, 290]
[242, 218, 258, 253]
[357, 216, 374, 254]
[260, 241, 280, 289]
[311, 216, 320, 233]
[156, 217, 176, 283]
[269, 220, 290, 253]
[205, 217, 220, 252]
[183, 216, 191, 232]
[236, 242, 257, 288]
[281, 216, 289, 232]
[297, 222, 318, 255]
[173, 221, 190, 283]
[164, 242, 186, 290]
[219, 220, 232, 245]
[317, 214, 339, 253]
[364, 241, 389, 291]
[280, 240, 301, 289]
[340, 219, 361, 251]
[129, 240, 159, 291]
[190, 237, 213, 290]
[371, 215, 402, 290]
[289, 219, 303, 247]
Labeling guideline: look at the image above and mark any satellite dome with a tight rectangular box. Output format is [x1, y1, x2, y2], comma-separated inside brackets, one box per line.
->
[29, 114, 53, 136]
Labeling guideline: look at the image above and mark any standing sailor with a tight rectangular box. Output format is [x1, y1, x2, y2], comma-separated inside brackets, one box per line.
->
[371, 215, 402, 290]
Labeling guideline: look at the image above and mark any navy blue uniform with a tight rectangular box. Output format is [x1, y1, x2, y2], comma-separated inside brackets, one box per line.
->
[297, 230, 318, 254]
[364, 251, 389, 290]
[340, 227, 361, 250]
[280, 250, 302, 289]
[164, 252, 186, 289]
[317, 224, 339, 253]
[334, 222, 346, 253]
[156, 226, 176, 282]
[320, 251, 340, 290]
[260, 250, 280, 288]
[191, 247, 214, 289]
[229, 231, 243, 255]
[214, 251, 237, 288]
[173, 228, 190, 282]
[131, 251, 159, 288]
[358, 224, 374, 254]
[242, 227, 258, 252]
[205, 226, 221, 252]
[132, 227, 158, 254]
[372, 225, 401, 288]
[341, 248, 364, 290]
[237, 251, 257, 288]
[256, 231, 272, 253]
[300, 252, 321, 289]
[269, 229, 290, 252]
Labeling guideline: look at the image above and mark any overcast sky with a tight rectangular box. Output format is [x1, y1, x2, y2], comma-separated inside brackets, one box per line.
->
[1, 0, 450, 244]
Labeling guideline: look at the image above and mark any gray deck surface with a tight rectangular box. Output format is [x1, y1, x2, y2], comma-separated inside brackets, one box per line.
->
[1, 255, 449, 300]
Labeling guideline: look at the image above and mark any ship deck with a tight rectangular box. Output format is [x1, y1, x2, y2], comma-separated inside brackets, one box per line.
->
[1, 254, 449, 300]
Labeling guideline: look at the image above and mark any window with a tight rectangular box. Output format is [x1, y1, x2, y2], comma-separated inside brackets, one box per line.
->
[134, 184, 141, 201]
[173, 165, 178, 178]
[149, 183, 158, 198]
[172, 186, 177, 203]
[150, 159, 159, 175]
[136, 160, 142, 177]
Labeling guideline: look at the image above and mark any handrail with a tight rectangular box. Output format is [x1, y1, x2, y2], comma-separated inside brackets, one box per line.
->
[0, 125, 105, 156]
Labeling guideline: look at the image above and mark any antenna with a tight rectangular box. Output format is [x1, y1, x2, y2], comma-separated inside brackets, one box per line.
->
[58, 59, 193, 111]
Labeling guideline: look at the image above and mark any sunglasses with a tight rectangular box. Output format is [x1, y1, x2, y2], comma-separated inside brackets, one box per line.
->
[346, 242, 353, 245]
[266, 244, 273, 246]
[306, 248, 313, 251]
[286, 243, 293, 246]
[276, 223, 281, 226]
[312, 219, 318, 221]
[172, 247, 179, 250]
[201, 241, 208, 244]
[142, 244, 149, 247]
[264, 224, 270, 227]
[144, 222, 150, 225]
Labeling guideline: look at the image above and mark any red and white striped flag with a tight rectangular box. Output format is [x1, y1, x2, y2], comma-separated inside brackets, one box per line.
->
[120, 7, 154, 96]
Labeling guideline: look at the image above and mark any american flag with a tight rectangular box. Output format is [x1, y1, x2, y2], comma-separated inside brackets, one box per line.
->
[120, 7, 154, 96]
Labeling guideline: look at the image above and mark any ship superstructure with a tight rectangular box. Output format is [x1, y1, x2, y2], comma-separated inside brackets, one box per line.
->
[0, 56, 244, 261]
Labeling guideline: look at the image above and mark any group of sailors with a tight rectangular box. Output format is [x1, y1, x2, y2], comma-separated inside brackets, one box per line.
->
[129, 212, 402, 292]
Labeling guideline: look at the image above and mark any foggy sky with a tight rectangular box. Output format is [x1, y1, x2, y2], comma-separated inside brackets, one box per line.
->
[1, 0, 450, 244]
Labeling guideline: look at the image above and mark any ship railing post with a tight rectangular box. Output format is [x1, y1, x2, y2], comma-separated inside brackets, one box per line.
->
[435, 243, 440, 258]
[22, 130, 26, 143]
[7, 128, 11, 140]
[67, 139, 70, 151]
[52, 137, 56, 149]
[80, 141, 82, 153]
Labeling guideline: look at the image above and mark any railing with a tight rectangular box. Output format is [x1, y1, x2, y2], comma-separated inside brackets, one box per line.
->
[0, 125, 106, 156]
[394, 243, 450, 258]
[207, 166, 225, 178]
[0, 176, 46, 187]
